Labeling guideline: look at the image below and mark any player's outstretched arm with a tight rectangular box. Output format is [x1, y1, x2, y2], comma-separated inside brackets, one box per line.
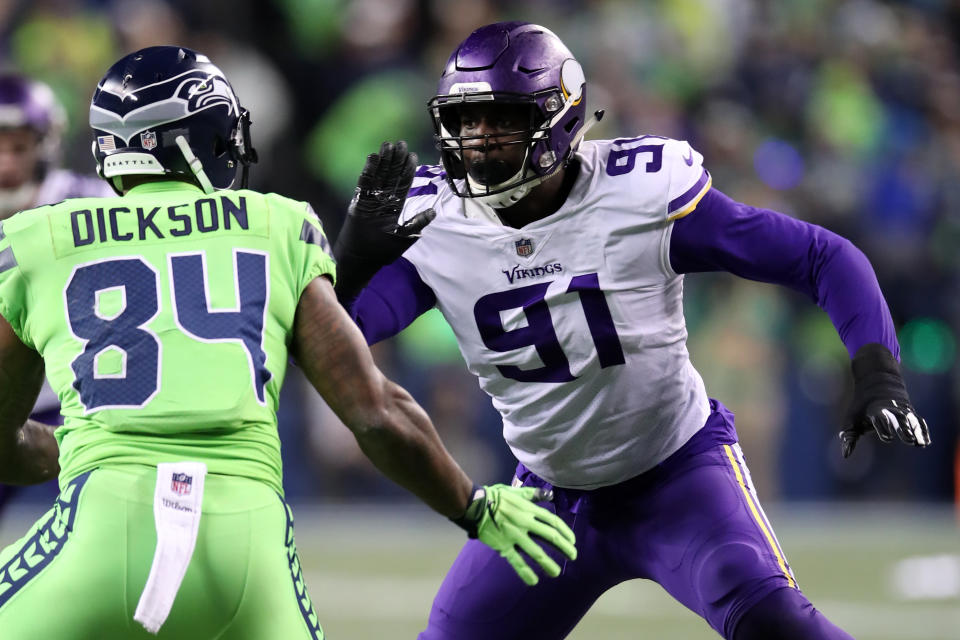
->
[670, 188, 931, 458]
[293, 274, 472, 517]
[333, 141, 435, 307]
[840, 343, 930, 458]
[291, 276, 576, 584]
[0, 314, 59, 484]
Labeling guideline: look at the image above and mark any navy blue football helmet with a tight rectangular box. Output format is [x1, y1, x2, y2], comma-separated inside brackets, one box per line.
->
[89, 46, 257, 194]
[429, 22, 601, 208]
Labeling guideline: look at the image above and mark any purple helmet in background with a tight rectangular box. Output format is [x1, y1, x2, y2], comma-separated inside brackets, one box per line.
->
[0, 73, 67, 175]
[429, 22, 589, 207]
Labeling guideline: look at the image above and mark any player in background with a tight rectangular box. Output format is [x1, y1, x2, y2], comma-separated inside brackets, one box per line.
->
[334, 22, 931, 640]
[0, 72, 115, 515]
[0, 73, 113, 223]
[0, 46, 575, 639]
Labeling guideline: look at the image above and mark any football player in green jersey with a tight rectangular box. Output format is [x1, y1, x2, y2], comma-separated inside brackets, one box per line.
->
[0, 46, 576, 639]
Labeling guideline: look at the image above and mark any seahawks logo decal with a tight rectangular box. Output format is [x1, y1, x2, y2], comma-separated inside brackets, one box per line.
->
[178, 75, 237, 115]
[90, 70, 238, 145]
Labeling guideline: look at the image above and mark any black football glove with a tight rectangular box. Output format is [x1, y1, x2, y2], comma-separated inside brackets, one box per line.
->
[839, 343, 931, 458]
[333, 140, 435, 306]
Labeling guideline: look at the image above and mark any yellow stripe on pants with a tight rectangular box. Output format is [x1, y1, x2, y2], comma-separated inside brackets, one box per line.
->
[723, 444, 796, 589]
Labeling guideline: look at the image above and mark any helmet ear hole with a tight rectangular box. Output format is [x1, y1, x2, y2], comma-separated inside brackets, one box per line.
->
[213, 136, 227, 158]
[564, 117, 580, 134]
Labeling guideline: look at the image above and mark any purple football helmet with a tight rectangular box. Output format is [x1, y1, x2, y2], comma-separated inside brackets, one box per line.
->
[0, 73, 66, 174]
[429, 22, 589, 207]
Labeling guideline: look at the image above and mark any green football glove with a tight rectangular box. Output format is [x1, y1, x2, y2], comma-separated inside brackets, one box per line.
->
[452, 484, 577, 586]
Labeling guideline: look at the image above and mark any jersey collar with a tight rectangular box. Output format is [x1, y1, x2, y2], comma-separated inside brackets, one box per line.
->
[125, 180, 205, 195]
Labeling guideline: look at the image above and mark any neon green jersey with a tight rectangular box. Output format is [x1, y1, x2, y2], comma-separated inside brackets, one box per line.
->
[0, 181, 335, 494]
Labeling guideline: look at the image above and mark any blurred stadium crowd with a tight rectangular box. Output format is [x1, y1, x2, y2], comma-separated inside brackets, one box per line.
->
[1, 0, 958, 505]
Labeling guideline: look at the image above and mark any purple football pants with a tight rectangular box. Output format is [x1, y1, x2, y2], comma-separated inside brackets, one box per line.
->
[420, 401, 853, 639]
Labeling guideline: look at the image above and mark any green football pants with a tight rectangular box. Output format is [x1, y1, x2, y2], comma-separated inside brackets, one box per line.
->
[0, 465, 324, 639]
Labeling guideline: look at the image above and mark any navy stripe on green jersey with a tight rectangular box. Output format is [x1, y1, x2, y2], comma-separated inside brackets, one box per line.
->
[0, 221, 14, 273]
[282, 499, 324, 639]
[299, 220, 330, 254]
[0, 247, 15, 273]
[0, 472, 91, 609]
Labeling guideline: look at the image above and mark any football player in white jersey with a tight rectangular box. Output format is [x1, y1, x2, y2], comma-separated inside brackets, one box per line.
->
[333, 22, 930, 640]
[0, 72, 114, 514]
[0, 73, 113, 222]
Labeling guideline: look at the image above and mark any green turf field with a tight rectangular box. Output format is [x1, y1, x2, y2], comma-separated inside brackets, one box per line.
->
[2, 502, 957, 639]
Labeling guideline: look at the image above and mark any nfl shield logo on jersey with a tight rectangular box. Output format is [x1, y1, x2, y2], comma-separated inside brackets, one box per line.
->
[515, 238, 534, 257]
[171, 472, 193, 496]
[140, 130, 158, 150]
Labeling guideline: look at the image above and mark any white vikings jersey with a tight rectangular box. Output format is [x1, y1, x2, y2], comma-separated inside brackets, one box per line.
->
[35, 168, 114, 208]
[400, 137, 714, 488]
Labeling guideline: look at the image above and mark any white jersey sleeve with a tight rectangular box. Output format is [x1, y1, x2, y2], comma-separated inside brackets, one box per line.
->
[35, 169, 115, 207]
[603, 135, 712, 220]
[399, 141, 712, 488]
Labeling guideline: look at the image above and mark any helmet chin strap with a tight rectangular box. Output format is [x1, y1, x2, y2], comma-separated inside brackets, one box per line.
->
[175, 135, 215, 194]
[571, 109, 604, 148]
[469, 109, 605, 209]
[468, 165, 537, 209]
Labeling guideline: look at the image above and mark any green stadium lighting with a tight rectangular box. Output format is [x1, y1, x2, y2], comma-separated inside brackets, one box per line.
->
[898, 318, 957, 374]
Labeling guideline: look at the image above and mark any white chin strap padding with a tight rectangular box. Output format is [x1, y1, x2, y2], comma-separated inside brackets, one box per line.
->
[477, 184, 532, 209]
[467, 165, 528, 209]
[469, 163, 565, 210]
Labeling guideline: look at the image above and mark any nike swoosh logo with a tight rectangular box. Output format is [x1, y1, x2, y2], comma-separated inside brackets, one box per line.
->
[683, 148, 694, 166]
